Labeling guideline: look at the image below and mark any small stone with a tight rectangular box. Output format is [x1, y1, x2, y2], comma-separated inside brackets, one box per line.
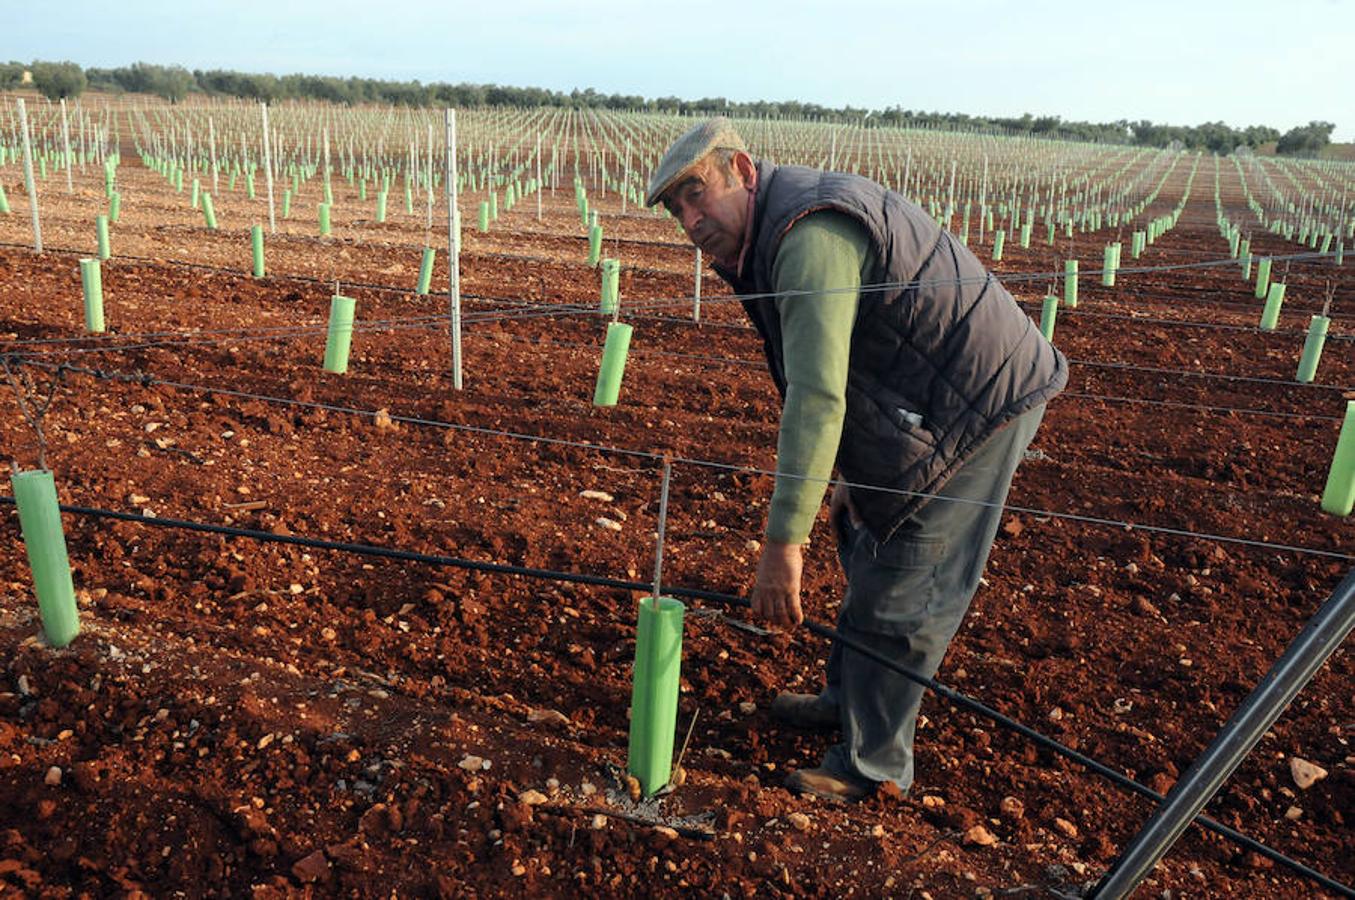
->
[626, 774, 642, 802]
[670, 766, 686, 787]
[511, 862, 526, 877]
[1053, 817, 1079, 839]
[787, 812, 811, 831]
[579, 490, 614, 502]
[870, 824, 885, 838]
[373, 408, 396, 430]
[1289, 757, 1328, 790]
[17, 675, 32, 696]
[44, 766, 62, 786]
[257, 733, 275, 750]
[591, 814, 608, 830]
[1284, 805, 1303, 821]
[291, 849, 331, 884]
[1131, 596, 1159, 617]
[922, 795, 946, 808]
[999, 796, 1025, 820]
[458, 755, 485, 771]
[580, 781, 597, 797]
[964, 825, 998, 847]
[738, 701, 757, 715]
[518, 789, 548, 806]
[1048, 707, 1063, 722]
[653, 825, 679, 839]
[527, 708, 570, 726]
[595, 517, 623, 532]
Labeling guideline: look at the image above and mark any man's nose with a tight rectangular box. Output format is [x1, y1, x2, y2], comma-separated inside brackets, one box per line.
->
[678, 205, 702, 235]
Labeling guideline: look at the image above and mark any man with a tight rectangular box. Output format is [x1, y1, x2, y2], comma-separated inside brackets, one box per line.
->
[646, 118, 1067, 802]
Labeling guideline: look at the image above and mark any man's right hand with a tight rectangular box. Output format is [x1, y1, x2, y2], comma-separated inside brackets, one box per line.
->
[830, 481, 863, 528]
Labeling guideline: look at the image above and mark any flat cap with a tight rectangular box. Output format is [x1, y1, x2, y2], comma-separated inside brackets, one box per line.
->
[645, 117, 747, 207]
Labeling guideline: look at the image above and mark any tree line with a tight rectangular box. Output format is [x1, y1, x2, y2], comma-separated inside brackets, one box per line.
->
[1, 59, 1337, 156]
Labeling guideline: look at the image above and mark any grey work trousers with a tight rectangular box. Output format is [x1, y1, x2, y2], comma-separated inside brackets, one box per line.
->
[819, 405, 1045, 791]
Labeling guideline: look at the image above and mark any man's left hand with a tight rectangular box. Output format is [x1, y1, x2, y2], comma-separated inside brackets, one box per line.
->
[751, 540, 804, 628]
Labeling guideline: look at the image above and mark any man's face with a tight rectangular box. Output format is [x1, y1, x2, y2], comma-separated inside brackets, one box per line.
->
[661, 153, 754, 266]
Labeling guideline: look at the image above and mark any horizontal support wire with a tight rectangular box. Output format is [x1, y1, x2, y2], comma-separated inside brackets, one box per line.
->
[9, 356, 1351, 564]
[0, 495, 1346, 897]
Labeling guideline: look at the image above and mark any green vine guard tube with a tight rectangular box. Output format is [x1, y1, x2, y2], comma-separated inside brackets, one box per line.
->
[1321, 401, 1355, 516]
[80, 258, 104, 333]
[478, 201, 490, 233]
[1296, 315, 1330, 383]
[323, 295, 357, 374]
[1259, 282, 1286, 331]
[593, 321, 633, 407]
[992, 229, 1005, 262]
[318, 203, 331, 236]
[95, 214, 110, 261]
[282, 189, 292, 219]
[1040, 295, 1059, 341]
[109, 191, 121, 223]
[376, 190, 388, 223]
[11, 470, 80, 648]
[1063, 259, 1078, 308]
[202, 192, 217, 230]
[0, 181, 11, 214]
[251, 225, 265, 278]
[588, 223, 602, 267]
[1255, 258, 1271, 299]
[417, 247, 435, 296]
[600, 259, 620, 315]
[626, 595, 685, 797]
[191, 177, 201, 210]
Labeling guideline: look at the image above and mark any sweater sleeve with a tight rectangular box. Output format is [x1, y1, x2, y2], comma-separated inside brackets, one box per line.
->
[765, 211, 870, 544]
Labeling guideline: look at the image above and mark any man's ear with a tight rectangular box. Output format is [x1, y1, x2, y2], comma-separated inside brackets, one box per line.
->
[732, 151, 757, 189]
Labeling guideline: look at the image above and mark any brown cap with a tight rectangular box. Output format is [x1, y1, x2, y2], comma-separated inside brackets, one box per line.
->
[645, 117, 747, 207]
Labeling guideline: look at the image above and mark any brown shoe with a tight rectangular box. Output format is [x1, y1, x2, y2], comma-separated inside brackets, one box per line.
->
[785, 767, 874, 803]
[769, 692, 840, 730]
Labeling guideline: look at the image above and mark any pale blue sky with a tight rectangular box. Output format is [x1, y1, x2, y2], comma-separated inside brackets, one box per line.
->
[13, 0, 1354, 140]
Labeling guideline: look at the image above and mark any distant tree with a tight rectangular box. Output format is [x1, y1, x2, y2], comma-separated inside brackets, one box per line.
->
[0, 61, 25, 89]
[151, 65, 195, 103]
[1276, 121, 1335, 156]
[29, 60, 86, 99]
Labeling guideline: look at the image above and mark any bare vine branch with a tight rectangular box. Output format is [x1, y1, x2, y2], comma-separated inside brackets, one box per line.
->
[1, 355, 68, 472]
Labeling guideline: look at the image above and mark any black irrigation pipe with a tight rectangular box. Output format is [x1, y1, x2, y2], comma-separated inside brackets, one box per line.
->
[0, 496, 1348, 897]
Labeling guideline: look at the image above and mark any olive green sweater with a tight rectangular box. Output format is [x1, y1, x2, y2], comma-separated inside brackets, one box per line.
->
[765, 211, 873, 543]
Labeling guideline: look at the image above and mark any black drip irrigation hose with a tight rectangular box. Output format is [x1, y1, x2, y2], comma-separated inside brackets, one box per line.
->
[1, 496, 1348, 897]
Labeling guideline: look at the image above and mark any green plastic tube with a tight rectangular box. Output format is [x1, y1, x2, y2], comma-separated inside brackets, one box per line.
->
[1255, 258, 1271, 299]
[323, 295, 357, 374]
[1019, 223, 1031, 249]
[95, 214, 110, 261]
[0, 182, 9, 214]
[80, 258, 104, 333]
[282, 188, 292, 219]
[109, 191, 121, 223]
[11, 470, 80, 648]
[404, 183, 413, 214]
[251, 225, 265, 278]
[358, 178, 366, 201]
[600, 259, 620, 315]
[1259, 282, 1286, 331]
[417, 247, 435, 296]
[1296, 315, 1330, 383]
[626, 595, 685, 796]
[323, 181, 333, 205]
[588, 223, 602, 267]
[490, 191, 499, 221]
[992, 229, 1005, 262]
[1102, 244, 1116, 287]
[376, 190, 387, 223]
[593, 321, 634, 407]
[1320, 401, 1355, 515]
[318, 202, 331, 236]
[1063, 259, 1078, 308]
[190, 177, 201, 210]
[478, 201, 490, 233]
[1039, 295, 1059, 341]
[202, 192, 217, 230]
[246, 171, 256, 200]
